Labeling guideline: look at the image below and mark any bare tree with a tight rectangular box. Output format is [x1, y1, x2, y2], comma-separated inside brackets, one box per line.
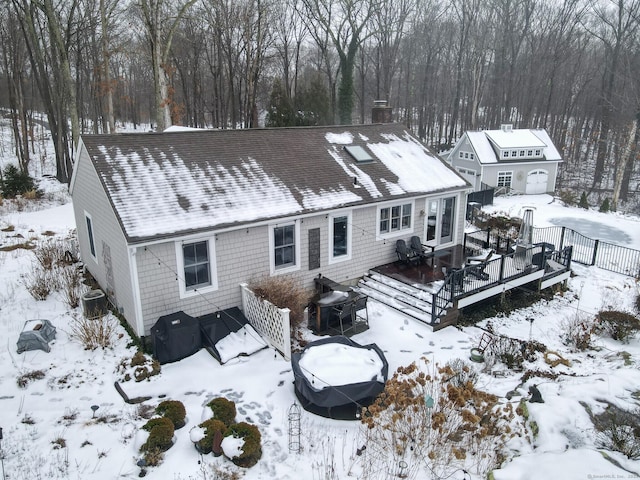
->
[0, 6, 31, 172]
[272, 0, 308, 99]
[585, 0, 640, 189]
[12, 0, 81, 183]
[300, 0, 380, 124]
[137, 0, 197, 131]
[98, 0, 123, 133]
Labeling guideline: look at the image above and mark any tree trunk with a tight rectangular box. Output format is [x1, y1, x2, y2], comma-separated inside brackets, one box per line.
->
[611, 115, 638, 211]
[100, 0, 116, 133]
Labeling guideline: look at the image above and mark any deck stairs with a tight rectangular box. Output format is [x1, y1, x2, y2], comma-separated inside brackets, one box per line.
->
[356, 271, 459, 330]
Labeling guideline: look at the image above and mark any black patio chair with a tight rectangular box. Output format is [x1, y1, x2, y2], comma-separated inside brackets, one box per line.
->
[352, 295, 369, 330]
[330, 301, 355, 335]
[409, 236, 434, 263]
[396, 239, 420, 266]
[465, 249, 494, 280]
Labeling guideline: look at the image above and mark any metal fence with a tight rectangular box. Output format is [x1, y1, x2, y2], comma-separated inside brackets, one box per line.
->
[465, 225, 640, 279]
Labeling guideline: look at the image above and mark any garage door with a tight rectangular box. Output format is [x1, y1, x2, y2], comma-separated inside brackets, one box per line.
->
[526, 169, 548, 194]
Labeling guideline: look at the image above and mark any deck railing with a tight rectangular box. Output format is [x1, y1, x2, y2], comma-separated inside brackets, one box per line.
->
[430, 244, 572, 325]
[465, 225, 640, 279]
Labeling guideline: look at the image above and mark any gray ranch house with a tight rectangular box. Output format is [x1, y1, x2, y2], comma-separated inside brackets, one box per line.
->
[70, 124, 470, 337]
[448, 124, 562, 194]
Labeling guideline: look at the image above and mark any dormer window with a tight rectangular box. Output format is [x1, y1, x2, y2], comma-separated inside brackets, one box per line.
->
[511, 150, 517, 157]
[519, 150, 525, 157]
[535, 149, 542, 156]
[503, 151, 509, 158]
[527, 150, 533, 156]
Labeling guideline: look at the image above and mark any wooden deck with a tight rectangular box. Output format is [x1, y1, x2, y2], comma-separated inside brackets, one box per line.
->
[362, 244, 573, 329]
[370, 244, 467, 287]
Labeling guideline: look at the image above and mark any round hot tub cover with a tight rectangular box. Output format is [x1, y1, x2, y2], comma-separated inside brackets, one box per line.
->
[291, 336, 388, 419]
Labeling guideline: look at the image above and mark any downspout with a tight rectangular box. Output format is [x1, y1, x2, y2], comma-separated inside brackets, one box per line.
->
[128, 246, 145, 339]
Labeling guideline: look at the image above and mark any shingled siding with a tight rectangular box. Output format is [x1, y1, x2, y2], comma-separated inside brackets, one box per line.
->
[482, 163, 557, 193]
[134, 191, 468, 334]
[71, 146, 138, 330]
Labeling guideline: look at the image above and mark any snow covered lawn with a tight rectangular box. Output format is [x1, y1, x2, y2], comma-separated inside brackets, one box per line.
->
[0, 193, 639, 479]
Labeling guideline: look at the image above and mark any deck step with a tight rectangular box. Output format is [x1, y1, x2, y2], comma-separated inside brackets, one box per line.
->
[361, 275, 434, 311]
[357, 284, 434, 326]
[357, 271, 453, 327]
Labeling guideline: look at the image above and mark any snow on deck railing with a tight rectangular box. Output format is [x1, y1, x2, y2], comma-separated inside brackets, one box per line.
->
[240, 283, 291, 360]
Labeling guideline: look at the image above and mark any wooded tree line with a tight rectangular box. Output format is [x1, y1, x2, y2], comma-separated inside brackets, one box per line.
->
[1, 0, 639, 209]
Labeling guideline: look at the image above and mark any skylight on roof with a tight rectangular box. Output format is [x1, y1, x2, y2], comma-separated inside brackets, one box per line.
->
[344, 145, 374, 163]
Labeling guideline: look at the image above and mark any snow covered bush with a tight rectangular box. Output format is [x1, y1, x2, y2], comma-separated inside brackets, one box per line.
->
[156, 400, 186, 430]
[60, 265, 85, 308]
[597, 310, 640, 343]
[444, 358, 478, 388]
[140, 417, 175, 464]
[25, 235, 83, 304]
[560, 312, 598, 351]
[68, 313, 119, 350]
[196, 418, 227, 455]
[207, 397, 237, 426]
[222, 422, 262, 468]
[23, 264, 54, 300]
[360, 358, 520, 479]
[592, 404, 640, 460]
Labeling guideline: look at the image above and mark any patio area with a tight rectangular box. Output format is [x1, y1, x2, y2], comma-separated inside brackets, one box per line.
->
[360, 242, 573, 330]
[370, 244, 468, 287]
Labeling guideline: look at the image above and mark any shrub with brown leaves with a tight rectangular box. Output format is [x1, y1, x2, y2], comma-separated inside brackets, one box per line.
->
[248, 275, 312, 327]
[68, 313, 119, 350]
[359, 358, 519, 479]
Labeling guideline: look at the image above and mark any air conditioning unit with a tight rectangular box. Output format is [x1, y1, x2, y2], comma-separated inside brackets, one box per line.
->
[81, 289, 108, 319]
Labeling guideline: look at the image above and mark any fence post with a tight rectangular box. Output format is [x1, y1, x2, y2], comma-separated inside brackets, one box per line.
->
[499, 255, 505, 283]
[431, 295, 437, 325]
[559, 226, 565, 251]
[485, 228, 491, 248]
[591, 240, 599, 266]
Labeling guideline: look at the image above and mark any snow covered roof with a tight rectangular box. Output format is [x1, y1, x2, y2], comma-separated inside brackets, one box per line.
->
[485, 129, 546, 149]
[79, 124, 468, 243]
[465, 128, 562, 164]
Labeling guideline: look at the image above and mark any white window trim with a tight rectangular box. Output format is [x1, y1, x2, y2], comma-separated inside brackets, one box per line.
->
[376, 200, 415, 240]
[175, 235, 218, 299]
[497, 170, 513, 187]
[328, 211, 352, 264]
[84, 211, 97, 263]
[458, 151, 464, 159]
[458, 167, 477, 176]
[269, 220, 301, 275]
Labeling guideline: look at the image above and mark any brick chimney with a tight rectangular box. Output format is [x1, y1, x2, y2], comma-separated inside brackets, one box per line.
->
[372, 100, 393, 123]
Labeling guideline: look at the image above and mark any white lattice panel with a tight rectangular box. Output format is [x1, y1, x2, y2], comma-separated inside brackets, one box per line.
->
[240, 283, 291, 360]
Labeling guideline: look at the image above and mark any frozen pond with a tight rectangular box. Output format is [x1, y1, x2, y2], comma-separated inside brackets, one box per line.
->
[549, 217, 632, 245]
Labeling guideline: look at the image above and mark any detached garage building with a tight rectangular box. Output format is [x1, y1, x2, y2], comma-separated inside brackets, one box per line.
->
[448, 124, 562, 195]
